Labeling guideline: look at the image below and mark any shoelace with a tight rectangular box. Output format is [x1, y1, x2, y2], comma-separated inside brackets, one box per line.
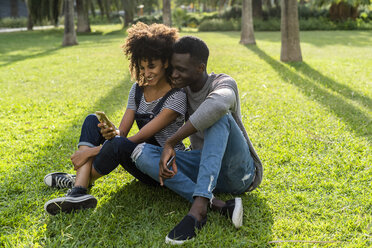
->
[55, 175, 74, 188]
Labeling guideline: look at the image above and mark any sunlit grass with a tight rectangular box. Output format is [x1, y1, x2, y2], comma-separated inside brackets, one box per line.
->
[0, 26, 371, 247]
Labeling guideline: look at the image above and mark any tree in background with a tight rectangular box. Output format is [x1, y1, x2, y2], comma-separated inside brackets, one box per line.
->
[62, 0, 78, 46]
[122, 0, 135, 27]
[280, 0, 302, 62]
[10, 0, 19, 17]
[314, 0, 370, 21]
[77, 0, 91, 32]
[163, 0, 172, 26]
[141, 0, 160, 15]
[104, 0, 112, 19]
[97, 0, 106, 18]
[25, 0, 34, 30]
[252, 0, 262, 19]
[25, 0, 63, 30]
[240, 0, 256, 45]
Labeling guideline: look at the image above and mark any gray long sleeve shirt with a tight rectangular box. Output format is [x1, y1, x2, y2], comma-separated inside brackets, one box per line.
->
[185, 72, 263, 191]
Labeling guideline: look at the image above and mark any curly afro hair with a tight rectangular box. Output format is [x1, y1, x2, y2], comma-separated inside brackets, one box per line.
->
[123, 22, 179, 86]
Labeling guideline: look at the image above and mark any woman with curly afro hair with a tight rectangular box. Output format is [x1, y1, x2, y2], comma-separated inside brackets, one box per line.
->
[44, 23, 188, 215]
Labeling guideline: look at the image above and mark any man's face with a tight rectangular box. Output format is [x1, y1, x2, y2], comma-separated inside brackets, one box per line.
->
[171, 53, 201, 88]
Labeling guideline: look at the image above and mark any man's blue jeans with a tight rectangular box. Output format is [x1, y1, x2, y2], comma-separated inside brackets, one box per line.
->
[134, 114, 255, 202]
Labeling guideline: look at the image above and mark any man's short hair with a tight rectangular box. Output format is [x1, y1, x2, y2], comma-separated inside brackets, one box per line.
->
[173, 36, 209, 66]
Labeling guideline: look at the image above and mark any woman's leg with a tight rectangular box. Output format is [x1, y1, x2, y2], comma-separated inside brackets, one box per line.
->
[72, 114, 106, 189]
[93, 136, 159, 186]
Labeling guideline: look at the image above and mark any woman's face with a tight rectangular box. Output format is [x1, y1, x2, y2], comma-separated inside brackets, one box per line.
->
[139, 59, 168, 86]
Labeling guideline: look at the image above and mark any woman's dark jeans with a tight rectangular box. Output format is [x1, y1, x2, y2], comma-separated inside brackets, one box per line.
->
[78, 114, 158, 186]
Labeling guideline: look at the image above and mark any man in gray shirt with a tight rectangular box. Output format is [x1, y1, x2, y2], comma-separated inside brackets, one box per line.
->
[132, 36, 263, 244]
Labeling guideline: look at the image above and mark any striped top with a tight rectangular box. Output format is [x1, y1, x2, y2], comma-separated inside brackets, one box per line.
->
[127, 83, 187, 150]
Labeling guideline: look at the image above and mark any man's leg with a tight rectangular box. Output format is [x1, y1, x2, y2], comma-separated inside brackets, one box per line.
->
[166, 114, 254, 244]
[134, 144, 201, 202]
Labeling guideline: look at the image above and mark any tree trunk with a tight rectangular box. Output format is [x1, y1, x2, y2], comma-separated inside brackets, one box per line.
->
[89, 0, 96, 18]
[104, 0, 111, 20]
[25, 0, 34, 30]
[122, 0, 134, 27]
[50, 0, 62, 27]
[77, 0, 91, 32]
[280, 0, 302, 62]
[113, 0, 120, 11]
[252, 0, 262, 19]
[329, 2, 358, 21]
[240, 0, 256, 45]
[274, 0, 280, 17]
[163, 0, 172, 27]
[97, 0, 105, 18]
[62, 0, 78, 46]
[263, 0, 272, 9]
[10, 0, 19, 17]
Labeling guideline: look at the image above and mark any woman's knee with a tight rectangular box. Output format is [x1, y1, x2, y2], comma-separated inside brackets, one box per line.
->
[84, 114, 99, 126]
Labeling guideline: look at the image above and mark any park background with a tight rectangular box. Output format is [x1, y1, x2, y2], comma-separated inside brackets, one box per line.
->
[1, 0, 371, 247]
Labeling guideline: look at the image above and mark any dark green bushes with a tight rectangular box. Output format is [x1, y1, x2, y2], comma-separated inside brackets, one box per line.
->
[198, 17, 372, 31]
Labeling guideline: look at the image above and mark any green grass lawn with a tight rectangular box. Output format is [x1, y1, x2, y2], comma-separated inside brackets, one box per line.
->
[0, 25, 371, 247]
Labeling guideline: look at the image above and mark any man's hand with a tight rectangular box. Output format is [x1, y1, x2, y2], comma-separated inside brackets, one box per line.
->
[71, 149, 91, 170]
[98, 123, 118, 140]
[159, 143, 177, 186]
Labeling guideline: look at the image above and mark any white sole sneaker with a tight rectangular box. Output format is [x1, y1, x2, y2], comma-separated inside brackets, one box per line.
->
[232, 198, 243, 228]
[44, 172, 76, 189]
[44, 194, 97, 215]
[165, 236, 193, 245]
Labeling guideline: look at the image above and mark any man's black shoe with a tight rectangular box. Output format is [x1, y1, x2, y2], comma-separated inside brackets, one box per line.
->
[165, 214, 207, 245]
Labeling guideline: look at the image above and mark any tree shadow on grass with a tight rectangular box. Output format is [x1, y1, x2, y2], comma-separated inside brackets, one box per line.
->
[0, 29, 126, 68]
[245, 45, 371, 141]
[43, 181, 273, 246]
[290, 62, 372, 112]
[0, 76, 132, 245]
[0, 46, 63, 68]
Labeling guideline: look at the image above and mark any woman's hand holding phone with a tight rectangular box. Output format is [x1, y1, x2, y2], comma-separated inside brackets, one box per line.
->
[95, 111, 117, 140]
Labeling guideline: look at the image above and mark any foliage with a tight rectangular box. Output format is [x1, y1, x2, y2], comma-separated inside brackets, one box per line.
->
[0, 17, 53, 28]
[132, 14, 163, 24]
[172, 7, 189, 28]
[220, 4, 243, 19]
[0, 17, 28, 28]
[313, 0, 371, 8]
[0, 27, 371, 247]
[198, 18, 240, 31]
[198, 16, 372, 31]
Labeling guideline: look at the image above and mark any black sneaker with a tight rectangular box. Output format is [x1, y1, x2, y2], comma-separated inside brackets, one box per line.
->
[220, 198, 243, 228]
[165, 214, 207, 245]
[44, 187, 97, 215]
[44, 172, 76, 189]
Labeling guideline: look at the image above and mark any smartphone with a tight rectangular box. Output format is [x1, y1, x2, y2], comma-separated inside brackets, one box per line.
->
[166, 155, 175, 168]
[95, 111, 115, 129]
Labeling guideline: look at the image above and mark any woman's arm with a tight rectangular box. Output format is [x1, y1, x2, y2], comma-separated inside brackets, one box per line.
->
[128, 108, 179, 144]
[118, 108, 135, 137]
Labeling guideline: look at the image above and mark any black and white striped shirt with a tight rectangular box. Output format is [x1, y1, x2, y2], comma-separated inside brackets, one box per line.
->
[127, 83, 187, 150]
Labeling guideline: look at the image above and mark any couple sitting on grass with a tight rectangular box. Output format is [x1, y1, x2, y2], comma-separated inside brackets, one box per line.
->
[44, 22, 263, 245]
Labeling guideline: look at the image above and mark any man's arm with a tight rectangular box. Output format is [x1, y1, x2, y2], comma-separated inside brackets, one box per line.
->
[159, 120, 197, 185]
[189, 87, 236, 132]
